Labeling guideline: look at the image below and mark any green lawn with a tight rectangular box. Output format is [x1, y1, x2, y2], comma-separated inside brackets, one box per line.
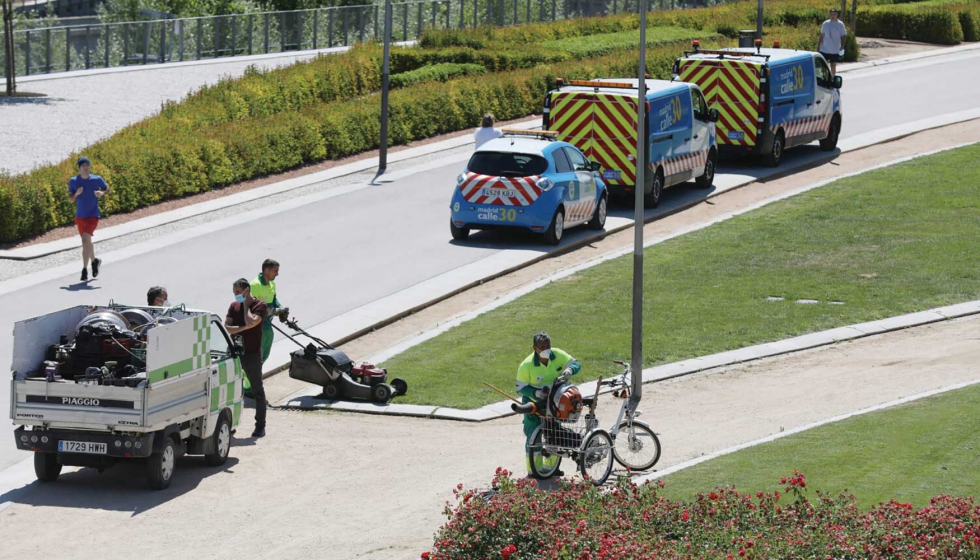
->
[384, 144, 980, 409]
[541, 27, 719, 59]
[659, 382, 980, 508]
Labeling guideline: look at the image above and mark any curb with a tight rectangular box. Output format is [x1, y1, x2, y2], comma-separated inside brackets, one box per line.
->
[275, 300, 980, 419]
[837, 41, 980, 74]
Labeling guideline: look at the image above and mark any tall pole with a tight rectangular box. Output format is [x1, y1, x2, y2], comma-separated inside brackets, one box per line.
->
[379, 0, 393, 170]
[756, 0, 763, 40]
[630, 0, 646, 407]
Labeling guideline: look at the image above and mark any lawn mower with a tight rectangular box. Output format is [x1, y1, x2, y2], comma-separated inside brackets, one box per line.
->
[272, 314, 407, 403]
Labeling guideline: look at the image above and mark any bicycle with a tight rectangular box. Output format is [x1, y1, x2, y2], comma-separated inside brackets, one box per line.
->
[512, 377, 615, 486]
[603, 360, 662, 472]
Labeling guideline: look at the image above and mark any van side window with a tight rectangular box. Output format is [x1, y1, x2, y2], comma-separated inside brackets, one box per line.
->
[553, 147, 572, 173]
[815, 58, 833, 89]
[692, 90, 709, 121]
[209, 319, 232, 360]
[564, 147, 590, 172]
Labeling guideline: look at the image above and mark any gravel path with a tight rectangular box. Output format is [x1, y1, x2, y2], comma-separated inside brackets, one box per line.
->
[0, 50, 344, 174]
[1, 314, 978, 560]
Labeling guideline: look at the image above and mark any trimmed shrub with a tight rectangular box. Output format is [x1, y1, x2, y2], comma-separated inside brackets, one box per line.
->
[389, 63, 488, 89]
[860, 6, 965, 44]
[959, 9, 980, 41]
[541, 27, 718, 59]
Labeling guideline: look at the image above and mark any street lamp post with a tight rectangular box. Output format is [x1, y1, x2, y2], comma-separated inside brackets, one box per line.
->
[630, 0, 647, 406]
[379, 0, 393, 171]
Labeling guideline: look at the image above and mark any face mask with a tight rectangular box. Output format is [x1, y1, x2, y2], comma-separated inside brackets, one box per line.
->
[538, 349, 550, 360]
[235, 294, 245, 303]
[162, 300, 171, 307]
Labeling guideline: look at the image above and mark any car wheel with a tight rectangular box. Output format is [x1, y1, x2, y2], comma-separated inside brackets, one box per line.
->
[34, 452, 62, 483]
[543, 208, 564, 246]
[820, 115, 841, 152]
[147, 436, 176, 490]
[588, 195, 607, 230]
[695, 149, 716, 189]
[204, 413, 231, 467]
[450, 220, 470, 241]
[644, 170, 663, 209]
[766, 130, 784, 168]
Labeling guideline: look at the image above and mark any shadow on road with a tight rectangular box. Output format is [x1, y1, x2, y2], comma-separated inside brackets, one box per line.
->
[60, 281, 101, 291]
[0, 456, 238, 516]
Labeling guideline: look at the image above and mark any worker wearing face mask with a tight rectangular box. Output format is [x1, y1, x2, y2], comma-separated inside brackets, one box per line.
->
[515, 331, 581, 478]
[147, 286, 170, 307]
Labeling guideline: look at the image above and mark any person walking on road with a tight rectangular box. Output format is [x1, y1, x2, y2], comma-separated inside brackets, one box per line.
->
[68, 156, 108, 282]
[516, 332, 581, 478]
[226, 278, 268, 438]
[474, 113, 503, 150]
[146, 286, 169, 307]
[819, 8, 848, 76]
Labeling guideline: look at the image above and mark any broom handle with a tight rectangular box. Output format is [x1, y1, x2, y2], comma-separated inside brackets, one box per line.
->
[482, 381, 522, 404]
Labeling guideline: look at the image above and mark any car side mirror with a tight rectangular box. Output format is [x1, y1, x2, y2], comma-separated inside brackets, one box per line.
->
[232, 336, 244, 355]
[590, 161, 601, 172]
[834, 75, 843, 89]
[709, 108, 720, 123]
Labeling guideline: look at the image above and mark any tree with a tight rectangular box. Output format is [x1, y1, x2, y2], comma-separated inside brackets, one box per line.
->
[2, 0, 15, 95]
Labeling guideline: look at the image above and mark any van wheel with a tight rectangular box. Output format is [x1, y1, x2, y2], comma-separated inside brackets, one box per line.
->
[147, 437, 176, 490]
[543, 208, 564, 245]
[820, 115, 841, 152]
[766, 131, 784, 168]
[695, 149, 716, 189]
[450, 220, 470, 241]
[205, 413, 231, 467]
[588, 195, 607, 230]
[34, 452, 62, 483]
[644, 170, 663, 209]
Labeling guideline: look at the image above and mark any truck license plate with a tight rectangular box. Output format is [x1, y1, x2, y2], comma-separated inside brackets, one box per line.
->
[58, 440, 107, 454]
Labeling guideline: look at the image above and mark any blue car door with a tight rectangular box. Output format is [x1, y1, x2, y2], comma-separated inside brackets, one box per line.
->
[562, 146, 596, 224]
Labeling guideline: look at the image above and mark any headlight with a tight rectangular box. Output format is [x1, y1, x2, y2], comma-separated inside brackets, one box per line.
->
[456, 173, 466, 186]
[536, 177, 555, 191]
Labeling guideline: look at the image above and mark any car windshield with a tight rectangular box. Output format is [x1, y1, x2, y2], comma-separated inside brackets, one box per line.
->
[467, 152, 549, 177]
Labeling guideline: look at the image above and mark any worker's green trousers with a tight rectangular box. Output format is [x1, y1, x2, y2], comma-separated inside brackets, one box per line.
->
[524, 413, 559, 473]
[244, 322, 274, 392]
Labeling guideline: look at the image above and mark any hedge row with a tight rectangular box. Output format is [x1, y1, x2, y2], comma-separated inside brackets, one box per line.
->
[860, 5, 967, 44]
[0, 40, 715, 243]
[541, 26, 716, 59]
[389, 62, 487, 88]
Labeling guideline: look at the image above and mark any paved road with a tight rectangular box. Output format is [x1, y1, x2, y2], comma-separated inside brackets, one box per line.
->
[0, 49, 979, 472]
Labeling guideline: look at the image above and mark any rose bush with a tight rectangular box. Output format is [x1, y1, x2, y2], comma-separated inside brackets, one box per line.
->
[422, 469, 980, 560]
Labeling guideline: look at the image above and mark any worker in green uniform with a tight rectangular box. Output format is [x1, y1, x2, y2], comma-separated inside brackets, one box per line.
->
[244, 259, 286, 396]
[516, 332, 581, 478]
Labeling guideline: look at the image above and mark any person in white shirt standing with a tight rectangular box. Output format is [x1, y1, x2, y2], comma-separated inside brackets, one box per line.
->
[818, 8, 848, 76]
[474, 113, 503, 149]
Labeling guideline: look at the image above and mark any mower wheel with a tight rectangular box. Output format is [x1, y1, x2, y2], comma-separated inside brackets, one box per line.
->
[322, 382, 340, 400]
[371, 383, 393, 403]
[390, 377, 408, 396]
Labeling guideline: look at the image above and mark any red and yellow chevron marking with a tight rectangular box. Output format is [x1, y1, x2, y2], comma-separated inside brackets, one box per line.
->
[679, 59, 762, 147]
[459, 173, 543, 206]
[550, 92, 639, 187]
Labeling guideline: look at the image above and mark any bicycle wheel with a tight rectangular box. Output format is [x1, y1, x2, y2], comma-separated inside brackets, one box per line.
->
[579, 429, 614, 486]
[613, 421, 661, 472]
[528, 429, 562, 480]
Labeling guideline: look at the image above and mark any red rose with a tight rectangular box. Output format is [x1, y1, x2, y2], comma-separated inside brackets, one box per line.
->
[421, 553, 431, 559]
[682, 511, 690, 522]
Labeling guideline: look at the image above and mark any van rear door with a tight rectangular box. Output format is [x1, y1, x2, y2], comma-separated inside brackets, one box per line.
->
[549, 90, 638, 189]
[677, 58, 763, 148]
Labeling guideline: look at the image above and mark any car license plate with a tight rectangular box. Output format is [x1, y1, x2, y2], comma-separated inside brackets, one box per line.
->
[483, 188, 517, 198]
[58, 440, 107, 454]
[728, 131, 745, 141]
[603, 170, 622, 181]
